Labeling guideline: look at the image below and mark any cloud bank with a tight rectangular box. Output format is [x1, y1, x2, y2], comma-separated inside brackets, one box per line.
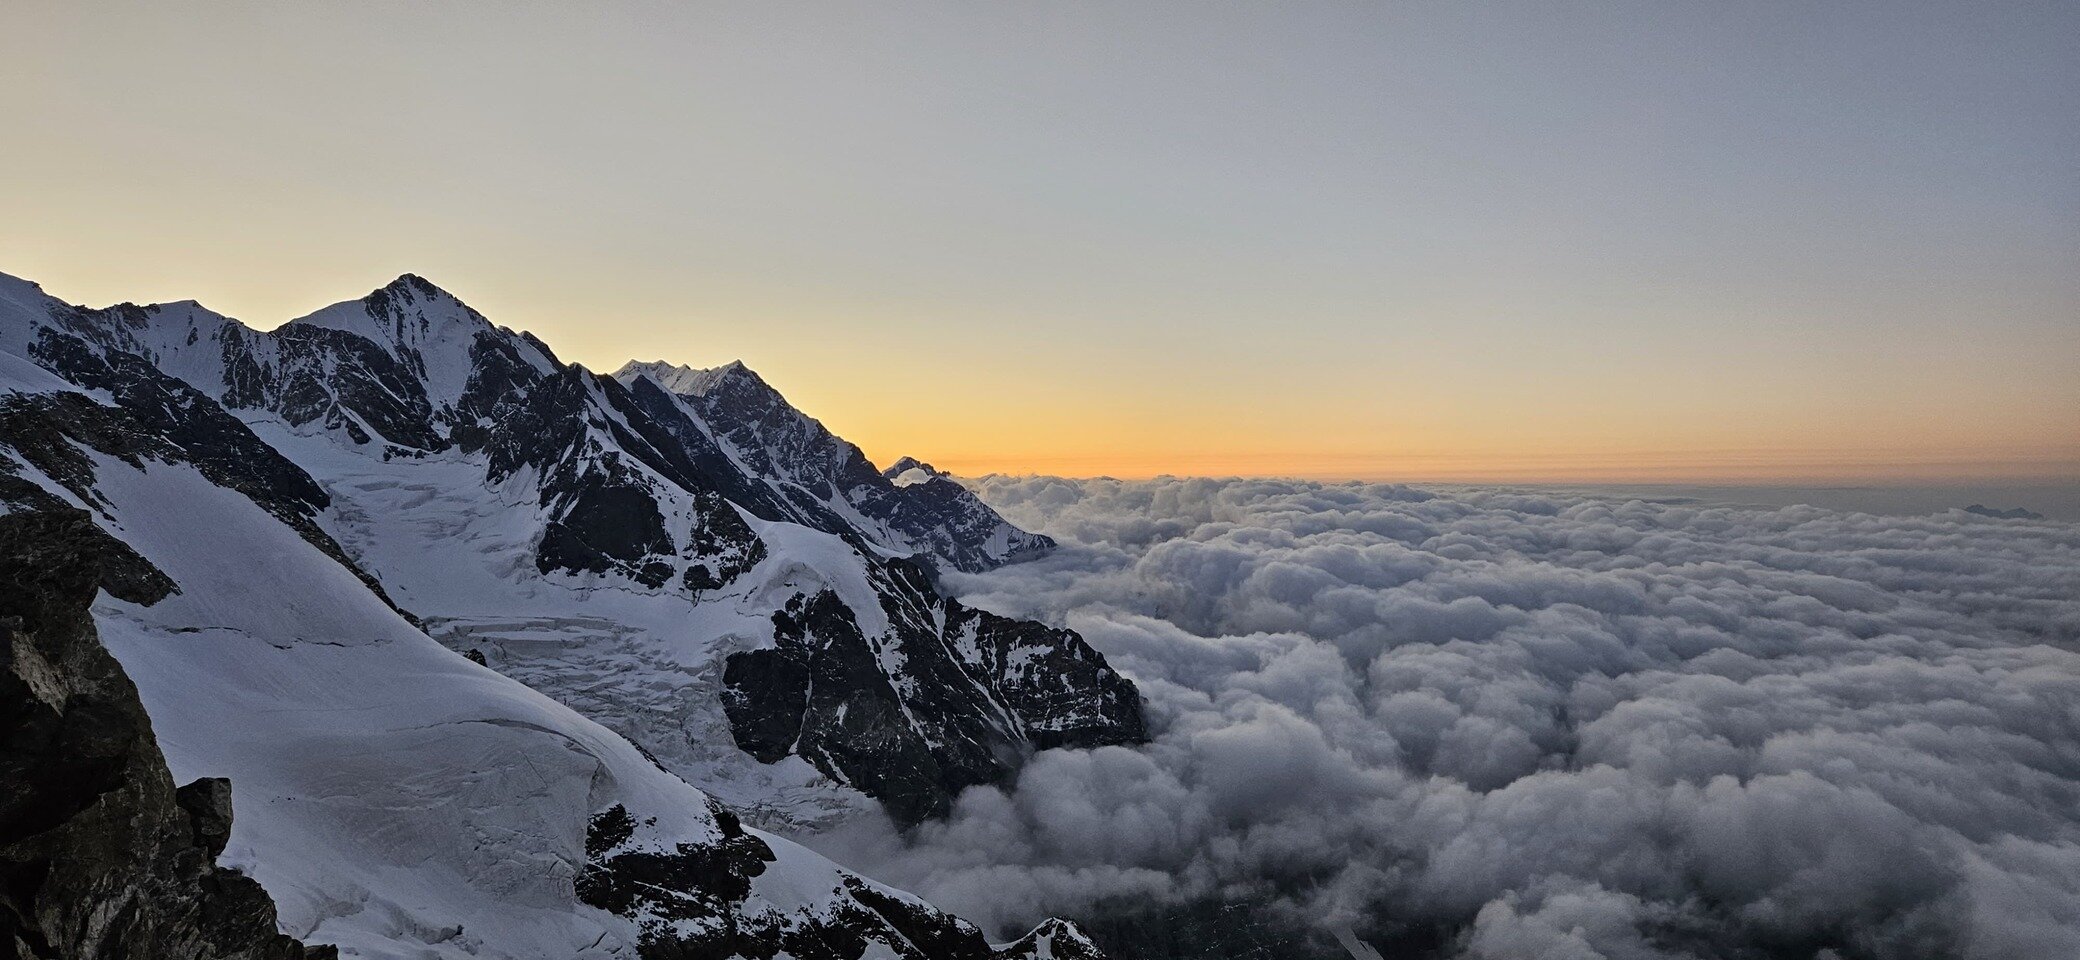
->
[813, 477, 2080, 959]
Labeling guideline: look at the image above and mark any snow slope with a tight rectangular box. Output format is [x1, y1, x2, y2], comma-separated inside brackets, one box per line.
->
[45, 448, 985, 959]
[0, 267, 1125, 959]
[244, 421, 885, 828]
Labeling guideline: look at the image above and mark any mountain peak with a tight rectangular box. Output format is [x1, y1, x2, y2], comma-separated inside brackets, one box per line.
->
[0, 270, 46, 294]
[614, 359, 698, 393]
[277, 273, 528, 410]
[615, 358, 770, 398]
[996, 918, 1106, 960]
[700, 359, 772, 394]
[379, 272, 455, 300]
[359, 274, 483, 325]
[289, 273, 485, 339]
[883, 457, 949, 487]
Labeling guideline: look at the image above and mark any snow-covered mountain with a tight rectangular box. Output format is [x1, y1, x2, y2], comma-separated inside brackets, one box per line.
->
[0, 270, 1141, 959]
[614, 359, 1053, 574]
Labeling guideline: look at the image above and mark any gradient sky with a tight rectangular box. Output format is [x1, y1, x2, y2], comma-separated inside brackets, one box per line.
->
[4, 1, 2075, 482]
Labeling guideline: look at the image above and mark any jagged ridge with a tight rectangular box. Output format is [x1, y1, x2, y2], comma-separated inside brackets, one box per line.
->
[0, 268, 1141, 957]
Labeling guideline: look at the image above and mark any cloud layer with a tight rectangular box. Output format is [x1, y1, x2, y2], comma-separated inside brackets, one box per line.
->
[814, 477, 2080, 959]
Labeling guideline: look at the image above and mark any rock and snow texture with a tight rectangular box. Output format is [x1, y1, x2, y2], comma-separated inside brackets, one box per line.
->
[0, 270, 1140, 826]
[615, 360, 1054, 573]
[992, 919, 1107, 960]
[0, 508, 327, 960]
[0, 269, 1134, 958]
[285, 274, 559, 417]
[4, 446, 1052, 960]
[720, 555, 1145, 824]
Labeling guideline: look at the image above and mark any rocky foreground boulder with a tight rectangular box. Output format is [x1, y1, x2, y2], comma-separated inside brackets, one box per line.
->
[0, 508, 331, 960]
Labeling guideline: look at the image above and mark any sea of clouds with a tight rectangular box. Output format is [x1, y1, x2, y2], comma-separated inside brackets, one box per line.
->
[815, 476, 2080, 960]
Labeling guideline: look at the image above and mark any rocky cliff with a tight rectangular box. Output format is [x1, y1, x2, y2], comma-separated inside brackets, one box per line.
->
[0, 509, 331, 960]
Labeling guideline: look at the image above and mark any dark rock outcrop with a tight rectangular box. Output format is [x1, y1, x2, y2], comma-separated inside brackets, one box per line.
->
[5, 328, 415, 624]
[0, 508, 331, 960]
[879, 457, 1054, 572]
[723, 559, 1146, 826]
[617, 361, 1054, 574]
[478, 365, 769, 591]
[725, 590, 982, 826]
[220, 321, 447, 453]
[993, 918, 1109, 960]
[578, 803, 1109, 960]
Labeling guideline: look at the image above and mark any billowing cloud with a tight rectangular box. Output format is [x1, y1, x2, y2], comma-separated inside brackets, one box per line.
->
[810, 477, 2080, 959]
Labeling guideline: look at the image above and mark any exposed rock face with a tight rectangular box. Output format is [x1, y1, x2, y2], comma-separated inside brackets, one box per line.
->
[725, 559, 1146, 825]
[617, 360, 1054, 573]
[878, 456, 1052, 570]
[0, 345, 413, 624]
[993, 918, 1110, 960]
[579, 803, 1108, 960]
[219, 321, 448, 452]
[16, 330, 332, 524]
[0, 509, 330, 960]
[725, 591, 978, 826]
[475, 365, 769, 590]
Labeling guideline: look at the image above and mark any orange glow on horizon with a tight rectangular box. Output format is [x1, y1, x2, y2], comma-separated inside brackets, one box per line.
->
[4, 3, 2076, 494]
[8, 264, 2075, 490]
[899, 447, 2080, 485]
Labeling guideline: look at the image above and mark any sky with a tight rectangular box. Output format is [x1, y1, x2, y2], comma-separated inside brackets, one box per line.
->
[3, 1, 2075, 483]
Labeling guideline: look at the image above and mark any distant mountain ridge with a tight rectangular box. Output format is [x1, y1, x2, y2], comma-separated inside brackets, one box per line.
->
[1963, 503, 2045, 521]
[615, 358, 1053, 574]
[0, 269, 1139, 959]
[0, 271, 1049, 575]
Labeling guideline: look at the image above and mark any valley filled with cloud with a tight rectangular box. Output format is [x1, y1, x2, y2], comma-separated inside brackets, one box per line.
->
[818, 477, 2080, 959]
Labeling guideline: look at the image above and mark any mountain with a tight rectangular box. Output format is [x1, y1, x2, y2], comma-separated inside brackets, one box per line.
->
[1963, 503, 2045, 521]
[0, 270, 1138, 958]
[614, 360, 1053, 573]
